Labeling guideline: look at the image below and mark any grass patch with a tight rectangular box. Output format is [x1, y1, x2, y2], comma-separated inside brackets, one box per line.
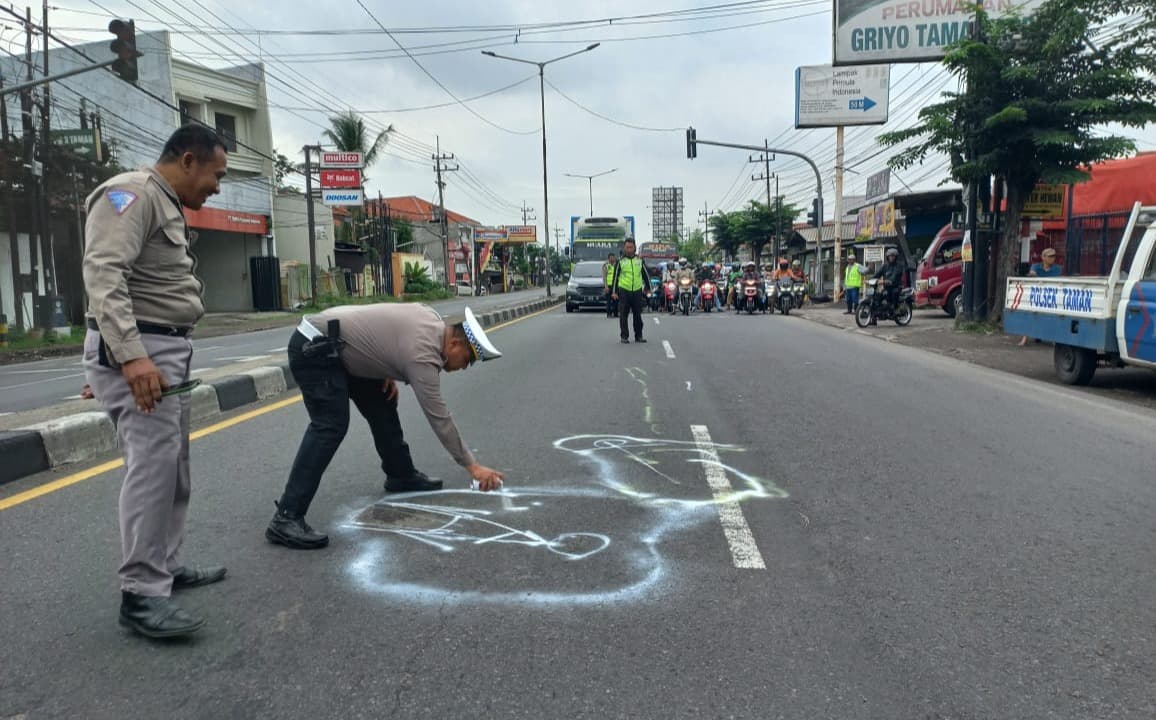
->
[954, 320, 1000, 335]
[0, 325, 85, 353]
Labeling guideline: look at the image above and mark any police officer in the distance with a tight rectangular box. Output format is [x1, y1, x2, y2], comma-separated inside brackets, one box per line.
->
[265, 304, 506, 550]
[82, 124, 229, 640]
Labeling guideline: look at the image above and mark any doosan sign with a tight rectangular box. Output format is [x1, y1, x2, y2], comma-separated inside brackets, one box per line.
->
[319, 151, 363, 169]
[833, 0, 1044, 66]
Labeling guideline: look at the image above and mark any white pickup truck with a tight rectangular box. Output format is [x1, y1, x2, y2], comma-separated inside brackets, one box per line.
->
[1004, 202, 1156, 384]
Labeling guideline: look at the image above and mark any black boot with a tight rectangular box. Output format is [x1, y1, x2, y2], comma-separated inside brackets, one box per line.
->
[119, 591, 204, 639]
[384, 469, 443, 493]
[265, 502, 329, 549]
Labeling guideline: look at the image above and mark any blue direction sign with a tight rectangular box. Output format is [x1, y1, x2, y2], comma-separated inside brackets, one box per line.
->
[795, 64, 890, 128]
[849, 97, 877, 112]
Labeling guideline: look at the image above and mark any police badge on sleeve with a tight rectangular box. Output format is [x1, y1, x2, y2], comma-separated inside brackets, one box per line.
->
[106, 189, 138, 215]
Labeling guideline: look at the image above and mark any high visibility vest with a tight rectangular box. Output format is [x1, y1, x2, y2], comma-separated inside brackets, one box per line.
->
[604, 263, 615, 285]
[845, 263, 862, 289]
[615, 257, 646, 292]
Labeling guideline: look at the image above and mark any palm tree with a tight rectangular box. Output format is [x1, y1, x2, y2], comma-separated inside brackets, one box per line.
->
[323, 111, 392, 181]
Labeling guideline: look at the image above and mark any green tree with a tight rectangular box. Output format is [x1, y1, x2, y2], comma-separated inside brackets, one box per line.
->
[323, 111, 393, 182]
[678, 229, 707, 264]
[273, 150, 301, 191]
[709, 212, 742, 259]
[394, 218, 416, 251]
[879, 0, 1156, 322]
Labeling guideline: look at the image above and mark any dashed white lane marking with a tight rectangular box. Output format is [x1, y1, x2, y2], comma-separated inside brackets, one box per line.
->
[662, 340, 676, 359]
[690, 424, 766, 570]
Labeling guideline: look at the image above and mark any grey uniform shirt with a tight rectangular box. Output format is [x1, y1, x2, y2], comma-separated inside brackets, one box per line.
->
[82, 167, 204, 363]
[309, 304, 475, 468]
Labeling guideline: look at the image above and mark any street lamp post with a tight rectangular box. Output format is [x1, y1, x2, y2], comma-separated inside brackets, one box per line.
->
[482, 43, 600, 296]
[564, 168, 617, 215]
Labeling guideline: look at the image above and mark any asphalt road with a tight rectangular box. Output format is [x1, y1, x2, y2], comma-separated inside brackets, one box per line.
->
[0, 289, 549, 414]
[2, 304, 1154, 719]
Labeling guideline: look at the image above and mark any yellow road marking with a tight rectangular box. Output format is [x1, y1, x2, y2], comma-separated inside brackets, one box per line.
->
[0, 302, 559, 511]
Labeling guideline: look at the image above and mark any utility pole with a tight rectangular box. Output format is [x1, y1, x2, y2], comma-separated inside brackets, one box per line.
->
[750, 141, 774, 264]
[520, 200, 536, 226]
[833, 125, 846, 296]
[40, 0, 58, 311]
[432, 136, 458, 290]
[1, 65, 19, 333]
[552, 225, 565, 280]
[302, 144, 319, 304]
[22, 7, 42, 326]
[774, 174, 782, 260]
[699, 202, 715, 250]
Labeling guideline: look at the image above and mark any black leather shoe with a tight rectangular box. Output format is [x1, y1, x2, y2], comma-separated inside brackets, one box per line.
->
[172, 565, 227, 590]
[265, 502, 329, 549]
[635, 337, 647, 343]
[385, 470, 443, 493]
[119, 592, 204, 639]
[620, 338, 630, 344]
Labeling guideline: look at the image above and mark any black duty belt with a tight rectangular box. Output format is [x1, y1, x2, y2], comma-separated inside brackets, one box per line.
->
[87, 318, 193, 337]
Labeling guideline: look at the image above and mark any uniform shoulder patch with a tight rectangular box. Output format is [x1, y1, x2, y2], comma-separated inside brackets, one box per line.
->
[106, 189, 138, 215]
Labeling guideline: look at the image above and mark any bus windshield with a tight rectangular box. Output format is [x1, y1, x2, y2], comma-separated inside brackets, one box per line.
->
[573, 217, 630, 262]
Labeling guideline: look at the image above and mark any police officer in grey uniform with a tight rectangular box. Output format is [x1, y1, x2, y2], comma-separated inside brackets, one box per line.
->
[83, 125, 229, 639]
[266, 304, 506, 549]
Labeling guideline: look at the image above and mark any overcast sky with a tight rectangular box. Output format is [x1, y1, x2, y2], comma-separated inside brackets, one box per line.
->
[34, 1, 1156, 243]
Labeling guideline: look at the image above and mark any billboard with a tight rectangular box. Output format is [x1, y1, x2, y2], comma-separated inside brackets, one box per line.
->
[833, 0, 1045, 66]
[475, 226, 508, 242]
[320, 169, 361, 188]
[321, 188, 363, 206]
[319, 151, 363, 169]
[503, 225, 537, 243]
[1022, 184, 1065, 219]
[795, 64, 890, 128]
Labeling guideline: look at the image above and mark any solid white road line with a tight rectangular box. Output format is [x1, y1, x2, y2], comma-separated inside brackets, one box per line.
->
[690, 424, 766, 570]
[662, 340, 676, 359]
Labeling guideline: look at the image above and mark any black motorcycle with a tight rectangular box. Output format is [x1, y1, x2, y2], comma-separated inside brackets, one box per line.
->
[855, 278, 914, 327]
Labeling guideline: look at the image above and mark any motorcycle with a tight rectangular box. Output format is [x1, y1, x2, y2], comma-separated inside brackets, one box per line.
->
[663, 279, 677, 313]
[737, 278, 764, 314]
[648, 277, 662, 312]
[698, 279, 717, 313]
[774, 278, 795, 315]
[855, 278, 914, 327]
[791, 278, 806, 310]
[677, 276, 695, 315]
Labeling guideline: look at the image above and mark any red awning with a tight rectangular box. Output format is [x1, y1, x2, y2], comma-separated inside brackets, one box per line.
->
[185, 205, 268, 234]
[1043, 153, 1156, 229]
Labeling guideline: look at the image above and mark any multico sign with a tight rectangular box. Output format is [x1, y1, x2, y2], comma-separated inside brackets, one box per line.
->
[833, 0, 1044, 66]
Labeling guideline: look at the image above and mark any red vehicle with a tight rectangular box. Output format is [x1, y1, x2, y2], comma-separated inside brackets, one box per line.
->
[698, 279, 717, 312]
[915, 225, 965, 317]
[663, 279, 677, 312]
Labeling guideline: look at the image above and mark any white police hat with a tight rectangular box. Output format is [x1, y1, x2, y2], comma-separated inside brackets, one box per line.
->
[463, 307, 502, 362]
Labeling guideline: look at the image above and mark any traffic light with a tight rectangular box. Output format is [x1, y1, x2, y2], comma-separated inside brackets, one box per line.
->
[686, 127, 697, 159]
[807, 197, 822, 228]
[108, 19, 143, 83]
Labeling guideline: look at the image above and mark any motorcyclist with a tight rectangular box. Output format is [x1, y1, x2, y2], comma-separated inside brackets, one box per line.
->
[726, 263, 743, 307]
[874, 247, 905, 309]
[672, 257, 695, 313]
[790, 259, 805, 281]
[736, 261, 764, 310]
[695, 262, 722, 310]
[771, 257, 794, 281]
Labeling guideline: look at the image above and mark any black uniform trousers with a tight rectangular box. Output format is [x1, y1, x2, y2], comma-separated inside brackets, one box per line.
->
[279, 330, 417, 515]
[617, 288, 646, 340]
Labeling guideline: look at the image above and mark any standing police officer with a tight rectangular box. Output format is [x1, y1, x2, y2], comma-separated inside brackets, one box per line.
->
[610, 237, 651, 344]
[83, 125, 229, 639]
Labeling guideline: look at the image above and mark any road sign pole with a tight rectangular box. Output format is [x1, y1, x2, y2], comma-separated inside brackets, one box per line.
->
[833, 125, 845, 297]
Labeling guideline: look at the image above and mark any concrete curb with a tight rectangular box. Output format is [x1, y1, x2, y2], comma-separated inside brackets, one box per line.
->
[0, 295, 562, 488]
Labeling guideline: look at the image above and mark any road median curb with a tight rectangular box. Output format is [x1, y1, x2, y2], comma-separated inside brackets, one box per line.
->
[0, 295, 561, 489]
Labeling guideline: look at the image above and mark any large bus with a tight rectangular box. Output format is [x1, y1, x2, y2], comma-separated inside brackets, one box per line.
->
[569, 216, 636, 262]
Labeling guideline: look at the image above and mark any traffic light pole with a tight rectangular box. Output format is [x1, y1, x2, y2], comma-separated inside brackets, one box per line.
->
[0, 58, 118, 96]
[687, 134, 826, 292]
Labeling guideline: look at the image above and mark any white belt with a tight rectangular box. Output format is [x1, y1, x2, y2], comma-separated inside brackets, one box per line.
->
[296, 318, 323, 341]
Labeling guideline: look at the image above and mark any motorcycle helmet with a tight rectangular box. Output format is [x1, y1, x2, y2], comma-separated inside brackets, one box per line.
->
[886, 247, 899, 260]
[791, 259, 801, 268]
[778, 257, 789, 270]
[679, 257, 688, 268]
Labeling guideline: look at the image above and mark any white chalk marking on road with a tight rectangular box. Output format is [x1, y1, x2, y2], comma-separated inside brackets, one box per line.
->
[266, 346, 287, 353]
[195, 346, 224, 352]
[686, 381, 693, 392]
[190, 368, 211, 376]
[662, 340, 676, 359]
[689, 424, 766, 570]
[653, 317, 660, 325]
